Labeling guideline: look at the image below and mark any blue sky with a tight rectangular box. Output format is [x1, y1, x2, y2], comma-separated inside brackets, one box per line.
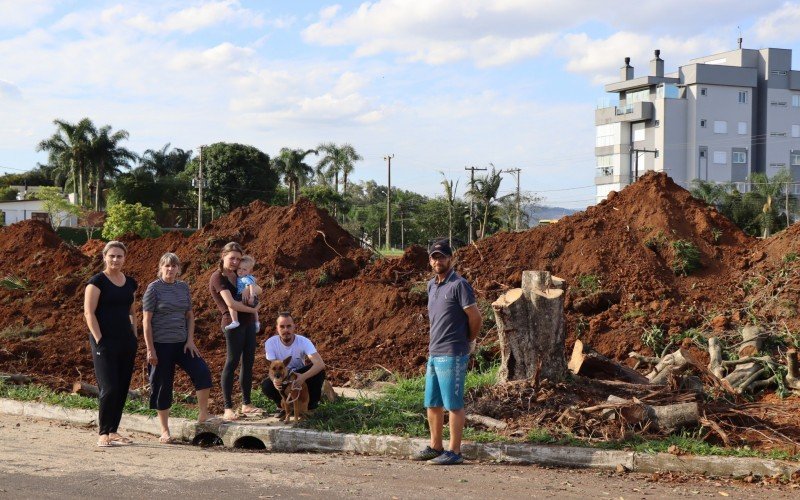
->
[1, 1, 799, 208]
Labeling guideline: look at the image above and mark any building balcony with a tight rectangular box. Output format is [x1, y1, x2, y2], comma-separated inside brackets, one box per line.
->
[595, 101, 654, 125]
[595, 172, 632, 185]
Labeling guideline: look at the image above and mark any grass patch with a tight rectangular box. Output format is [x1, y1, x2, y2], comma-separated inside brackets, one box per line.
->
[0, 379, 199, 419]
[303, 367, 498, 437]
[575, 274, 601, 294]
[0, 274, 29, 291]
[622, 308, 646, 320]
[0, 324, 45, 340]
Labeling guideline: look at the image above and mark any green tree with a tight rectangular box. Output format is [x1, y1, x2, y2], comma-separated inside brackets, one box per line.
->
[183, 142, 277, 216]
[33, 186, 81, 229]
[102, 201, 162, 239]
[272, 148, 317, 203]
[439, 172, 459, 244]
[300, 185, 348, 216]
[467, 166, 506, 239]
[88, 125, 137, 210]
[0, 187, 18, 201]
[690, 179, 729, 206]
[316, 143, 362, 196]
[37, 118, 96, 206]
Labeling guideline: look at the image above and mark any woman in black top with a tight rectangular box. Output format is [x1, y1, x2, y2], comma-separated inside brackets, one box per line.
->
[83, 240, 138, 447]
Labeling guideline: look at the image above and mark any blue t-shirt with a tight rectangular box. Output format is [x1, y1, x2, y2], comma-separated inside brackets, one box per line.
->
[427, 269, 476, 356]
[236, 274, 256, 297]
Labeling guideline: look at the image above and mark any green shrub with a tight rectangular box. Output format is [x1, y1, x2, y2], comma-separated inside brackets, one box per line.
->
[575, 274, 600, 294]
[102, 202, 162, 240]
[783, 252, 798, 264]
[641, 324, 666, 354]
[671, 240, 701, 276]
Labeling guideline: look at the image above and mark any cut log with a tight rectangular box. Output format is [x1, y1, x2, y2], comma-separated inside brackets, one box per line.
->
[648, 349, 691, 385]
[596, 395, 698, 432]
[724, 326, 766, 390]
[708, 337, 724, 379]
[493, 270, 567, 383]
[72, 381, 143, 400]
[466, 413, 508, 430]
[0, 373, 32, 385]
[786, 349, 800, 391]
[569, 340, 650, 384]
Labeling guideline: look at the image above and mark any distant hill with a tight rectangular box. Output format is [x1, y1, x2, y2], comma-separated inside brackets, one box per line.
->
[530, 206, 578, 224]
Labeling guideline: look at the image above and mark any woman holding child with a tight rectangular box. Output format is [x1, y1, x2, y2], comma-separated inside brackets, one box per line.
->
[208, 242, 262, 420]
[142, 252, 212, 443]
[83, 241, 138, 447]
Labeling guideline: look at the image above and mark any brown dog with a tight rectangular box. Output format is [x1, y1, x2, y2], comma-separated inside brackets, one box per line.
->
[269, 356, 310, 423]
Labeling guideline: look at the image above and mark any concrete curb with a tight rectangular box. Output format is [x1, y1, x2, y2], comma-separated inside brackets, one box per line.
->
[2, 398, 798, 477]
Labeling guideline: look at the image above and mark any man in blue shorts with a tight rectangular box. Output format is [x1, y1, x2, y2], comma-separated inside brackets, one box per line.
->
[412, 238, 482, 465]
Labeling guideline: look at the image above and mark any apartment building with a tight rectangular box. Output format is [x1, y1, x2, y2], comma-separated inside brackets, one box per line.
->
[595, 47, 800, 203]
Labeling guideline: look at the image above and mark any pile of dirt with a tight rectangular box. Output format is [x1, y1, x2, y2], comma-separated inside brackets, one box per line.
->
[0, 199, 427, 404]
[458, 171, 755, 359]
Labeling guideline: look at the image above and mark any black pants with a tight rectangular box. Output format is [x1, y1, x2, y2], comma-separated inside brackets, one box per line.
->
[149, 342, 212, 411]
[261, 365, 326, 410]
[221, 322, 257, 409]
[90, 335, 137, 435]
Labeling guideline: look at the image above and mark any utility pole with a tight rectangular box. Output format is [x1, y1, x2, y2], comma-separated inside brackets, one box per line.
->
[384, 154, 394, 251]
[196, 145, 206, 229]
[629, 147, 658, 182]
[503, 168, 522, 231]
[465, 165, 487, 243]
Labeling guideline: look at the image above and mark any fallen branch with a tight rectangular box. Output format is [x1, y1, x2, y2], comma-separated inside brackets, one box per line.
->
[466, 413, 508, 430]
[0, 373, 32, 385]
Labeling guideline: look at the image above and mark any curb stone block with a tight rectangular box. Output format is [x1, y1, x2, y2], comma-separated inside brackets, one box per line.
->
[3, 398, 799, 478]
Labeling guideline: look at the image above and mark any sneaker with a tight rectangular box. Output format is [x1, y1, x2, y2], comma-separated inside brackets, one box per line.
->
[427, 450, 464, 465]
[225, 321, 240, 331]
[411, 446, 444, 461]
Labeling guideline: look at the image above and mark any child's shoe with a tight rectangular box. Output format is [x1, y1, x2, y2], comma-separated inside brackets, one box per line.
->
[225, 321, 240, 331]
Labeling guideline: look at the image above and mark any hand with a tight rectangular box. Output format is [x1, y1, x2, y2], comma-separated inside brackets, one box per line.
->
[469, 340, 477, 355]
[292, 375, 305, 390]
[184, 341, 200, 358]
[147, 349, 158, 366]
[242, 287, 256, 306]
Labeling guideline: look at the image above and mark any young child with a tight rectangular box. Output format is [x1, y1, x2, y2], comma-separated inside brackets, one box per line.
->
[226, 255, 261, 331]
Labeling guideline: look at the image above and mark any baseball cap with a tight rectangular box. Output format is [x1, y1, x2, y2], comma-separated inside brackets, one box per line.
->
[428, 239, 452, 257]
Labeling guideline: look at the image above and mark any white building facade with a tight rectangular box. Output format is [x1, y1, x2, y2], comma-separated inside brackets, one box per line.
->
[595, 47, 800, 202]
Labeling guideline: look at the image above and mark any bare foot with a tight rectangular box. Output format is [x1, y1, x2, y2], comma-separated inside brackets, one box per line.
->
[109, 433, 133, 445]
[97, 434, 114, 447]
[241, 405, 263, 415]
[159, 432, 175, 444]
[222, 409, 238, 421]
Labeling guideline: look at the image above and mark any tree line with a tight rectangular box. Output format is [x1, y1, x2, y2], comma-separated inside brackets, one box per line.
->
[0, 117, 541, 248]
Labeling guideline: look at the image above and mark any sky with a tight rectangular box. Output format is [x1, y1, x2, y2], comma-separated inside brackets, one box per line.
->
[2, 1, 800, 209]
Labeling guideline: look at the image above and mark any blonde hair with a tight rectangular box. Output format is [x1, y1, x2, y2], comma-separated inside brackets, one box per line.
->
[157, 252, 181, 279]
[218, 241, 244, 273]
[240, 254, 255, 268]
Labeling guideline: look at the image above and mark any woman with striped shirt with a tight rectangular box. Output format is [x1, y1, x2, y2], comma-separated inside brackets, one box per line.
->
[142, 253, 212, 443]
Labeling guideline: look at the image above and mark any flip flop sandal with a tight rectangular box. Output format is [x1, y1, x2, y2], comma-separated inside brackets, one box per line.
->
[97, 440, 115, 448]
[159, 435, 176, 444]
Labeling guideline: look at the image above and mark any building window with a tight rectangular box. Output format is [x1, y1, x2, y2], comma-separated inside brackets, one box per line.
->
[793, 125, 800, 138]
[625, 88, 650, 104]
[732, 151, 747, 164]
[771, 70, 788, 76]
[771, 131, 787, 137]
[596, 124, 618, 147]
[700, 150, 706, 158]
[793, 95, 800, 107]
[700, 88, 708, 96]
[713, 120, 727, 134]
[792, 152, 800, 167]
[738, 122, 747, 135]
[738, 91, 747, 103]
[713, 151, 727, 164]
[700, 119, 707, 128]
[632, 127, 645, 142]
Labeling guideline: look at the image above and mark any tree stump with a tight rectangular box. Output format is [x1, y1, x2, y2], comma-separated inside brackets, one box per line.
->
[492, 270, 567, 383]
[723, 326, 765, 389]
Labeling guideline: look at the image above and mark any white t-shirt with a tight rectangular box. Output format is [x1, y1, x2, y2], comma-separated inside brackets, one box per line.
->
[265, 334, 317, 371]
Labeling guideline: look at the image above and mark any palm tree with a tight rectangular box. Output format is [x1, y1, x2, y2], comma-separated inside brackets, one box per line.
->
[689, 179, 729, 206]
[89, 125, 137, 210]
[272, 148, 318, 203]
[439, 171, 459, 244]
[750, 170, 794, 235]
[467, 166, 505, 239]
[140, 143, 192, 178]
[316, 143, 362, 196]
[37, 118, 96, 205]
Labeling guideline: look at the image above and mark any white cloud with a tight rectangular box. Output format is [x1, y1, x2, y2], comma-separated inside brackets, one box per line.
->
[753, 2, 800, 43]
[0, 79, 22, 100]
[0, 0, 54, 29]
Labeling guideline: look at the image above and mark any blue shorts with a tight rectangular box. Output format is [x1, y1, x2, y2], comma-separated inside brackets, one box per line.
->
[424, 355, 468, 411]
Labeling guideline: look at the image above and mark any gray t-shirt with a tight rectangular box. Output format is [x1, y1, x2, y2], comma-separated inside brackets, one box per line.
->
[427, 269, 476, 356]
[142, 279, 192, 343]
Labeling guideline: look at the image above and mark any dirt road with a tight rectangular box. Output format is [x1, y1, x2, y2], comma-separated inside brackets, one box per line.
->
[0, 414, 795, 499]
